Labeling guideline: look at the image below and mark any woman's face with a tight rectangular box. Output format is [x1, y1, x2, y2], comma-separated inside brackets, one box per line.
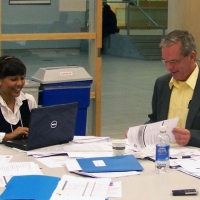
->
[0, 75, 25, 98]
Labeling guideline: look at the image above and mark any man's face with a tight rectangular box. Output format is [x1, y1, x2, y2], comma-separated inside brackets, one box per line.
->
[161, 42, 196, 81]
[0, 75, 25, 98]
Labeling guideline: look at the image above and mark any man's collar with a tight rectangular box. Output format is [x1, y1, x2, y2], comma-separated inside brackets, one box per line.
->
[169, 64, 199, 89]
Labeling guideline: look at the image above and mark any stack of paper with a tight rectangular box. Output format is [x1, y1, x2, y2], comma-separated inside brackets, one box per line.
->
[177, 167, 200, 179]
[27, 144, 68, 157]
[62, 142, 113, 158]
[70, 170, 140, 178]
[27, 137, 112, 158]
[175, 157, 200, 179]
[72, 136, 110, 144]
[65, 154, 143, 178]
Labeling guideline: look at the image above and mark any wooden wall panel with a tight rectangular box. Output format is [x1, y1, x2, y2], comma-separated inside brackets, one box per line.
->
[168, 0, 200, 58]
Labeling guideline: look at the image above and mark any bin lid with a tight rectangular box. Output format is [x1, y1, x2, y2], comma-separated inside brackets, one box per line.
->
[24, 80, 40, 88]
[31, 66, 93, 84]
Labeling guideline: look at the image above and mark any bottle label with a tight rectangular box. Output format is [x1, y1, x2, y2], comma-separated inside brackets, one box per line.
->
[156, 144, 170, 161]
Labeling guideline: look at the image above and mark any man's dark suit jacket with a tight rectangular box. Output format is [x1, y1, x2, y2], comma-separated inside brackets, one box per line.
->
[147, 70, 200, 147]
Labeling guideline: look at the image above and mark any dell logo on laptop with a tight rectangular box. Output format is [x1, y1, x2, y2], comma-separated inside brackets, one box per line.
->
[51, 121, 57, 128]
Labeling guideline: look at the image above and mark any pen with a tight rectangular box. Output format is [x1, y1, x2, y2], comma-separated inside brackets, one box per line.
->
[170, 156, 191, 159]
[3, 176, 7, 184]
[182, 155, 192, 158]
[62, 181, 68, 190]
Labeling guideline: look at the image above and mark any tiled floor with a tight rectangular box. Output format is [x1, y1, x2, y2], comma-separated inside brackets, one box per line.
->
[101, 54, 167, 138]
[3, 49, 167, 139]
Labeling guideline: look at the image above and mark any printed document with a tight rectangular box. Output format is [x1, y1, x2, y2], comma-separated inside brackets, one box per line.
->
[50, 175, 110, 200]
[0, 162, 42, 187]
[127, 117, 179, 151]
[0, 162, 42, 176]
[176, 157, 200, 179]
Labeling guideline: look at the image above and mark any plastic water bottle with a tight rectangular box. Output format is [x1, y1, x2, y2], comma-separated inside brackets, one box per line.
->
[155, 125, 170, 173]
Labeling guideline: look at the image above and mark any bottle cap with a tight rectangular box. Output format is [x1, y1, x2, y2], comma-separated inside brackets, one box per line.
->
[160, 125, 166, 132]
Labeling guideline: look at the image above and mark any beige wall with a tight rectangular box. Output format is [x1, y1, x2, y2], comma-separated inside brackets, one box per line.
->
[168, 0, 200, 58]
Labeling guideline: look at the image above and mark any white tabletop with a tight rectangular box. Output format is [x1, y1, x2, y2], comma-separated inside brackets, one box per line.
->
[0, 144, 200, 200]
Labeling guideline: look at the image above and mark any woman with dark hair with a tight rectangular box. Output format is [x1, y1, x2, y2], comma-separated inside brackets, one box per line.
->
[0, 56, 37, 142]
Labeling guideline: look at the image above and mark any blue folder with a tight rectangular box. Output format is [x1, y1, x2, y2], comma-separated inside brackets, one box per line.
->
[76, 155, 143, 173]
[0, 175, 60, 200]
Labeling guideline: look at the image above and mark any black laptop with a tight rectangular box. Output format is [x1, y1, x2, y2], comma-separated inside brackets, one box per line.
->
[3, 102, 78, 151]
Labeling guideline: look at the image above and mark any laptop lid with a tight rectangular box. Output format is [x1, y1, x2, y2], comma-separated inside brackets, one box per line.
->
[4, 102, 78, 150]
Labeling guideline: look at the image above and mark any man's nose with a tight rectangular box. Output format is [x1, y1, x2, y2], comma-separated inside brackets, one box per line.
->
[165, 62, 175, 70]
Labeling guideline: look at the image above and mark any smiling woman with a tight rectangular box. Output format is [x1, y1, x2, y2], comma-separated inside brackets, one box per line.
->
[0, 56, 37, 142]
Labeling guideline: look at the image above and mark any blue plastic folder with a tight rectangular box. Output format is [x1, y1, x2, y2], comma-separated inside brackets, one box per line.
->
[0, 175, 60, 200]
[76, 155, 143, 173]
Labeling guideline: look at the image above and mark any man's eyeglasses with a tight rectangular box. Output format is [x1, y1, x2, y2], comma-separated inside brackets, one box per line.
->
[161, 57, 186, 66]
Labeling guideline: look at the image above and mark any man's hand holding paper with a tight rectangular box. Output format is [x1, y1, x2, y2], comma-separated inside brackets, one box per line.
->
[127, 117, 179, 151]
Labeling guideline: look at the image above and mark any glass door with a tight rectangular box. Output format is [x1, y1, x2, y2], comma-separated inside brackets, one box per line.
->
[0, 0, 102, 136]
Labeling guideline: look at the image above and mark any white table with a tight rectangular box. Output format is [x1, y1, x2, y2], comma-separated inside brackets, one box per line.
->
[0, 145, 200, 200]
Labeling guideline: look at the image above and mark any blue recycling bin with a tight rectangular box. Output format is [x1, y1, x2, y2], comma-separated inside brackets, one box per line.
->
[32, 66, 93, 136]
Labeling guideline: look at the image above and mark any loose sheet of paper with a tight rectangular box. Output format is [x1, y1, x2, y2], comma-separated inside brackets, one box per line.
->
[65, 159, 82, 172]
[36, 155, 71, 168]
[107, 182, 122, 198]
[176, 159, 200, 173]
[176, 157, 200, 178]
[0, 155, 12, 164]
[50, 175, 110, 200]
[177, 167, 200, 179]
[127, 117, 179, 151]
[0, 162, 42, 176]
[0, 162, 42, 187]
